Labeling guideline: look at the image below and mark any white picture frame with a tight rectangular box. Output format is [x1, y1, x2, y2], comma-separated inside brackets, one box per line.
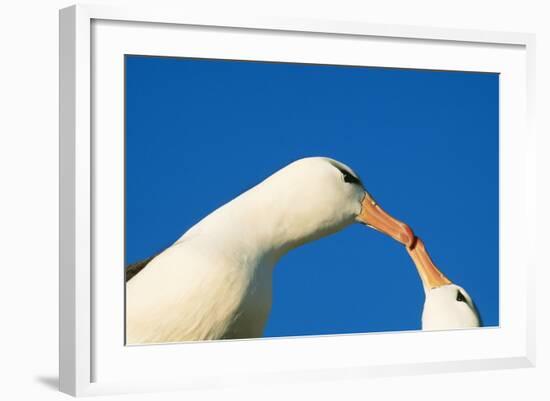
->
[59, 3, 536, 397]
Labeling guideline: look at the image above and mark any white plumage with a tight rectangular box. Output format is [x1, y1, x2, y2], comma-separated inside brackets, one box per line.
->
[422, 284, 480, 330]
[126, 157, 413, 344]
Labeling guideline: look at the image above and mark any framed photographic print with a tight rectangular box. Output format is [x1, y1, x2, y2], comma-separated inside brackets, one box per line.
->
[59, 4, 536, 396]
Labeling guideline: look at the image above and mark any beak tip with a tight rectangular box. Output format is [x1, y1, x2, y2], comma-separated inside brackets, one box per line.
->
[400, 224, 415, 248]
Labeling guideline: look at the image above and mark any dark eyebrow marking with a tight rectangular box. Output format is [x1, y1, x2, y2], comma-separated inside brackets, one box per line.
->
[456, 291, 467, 303]
[334, 165, 362, 186]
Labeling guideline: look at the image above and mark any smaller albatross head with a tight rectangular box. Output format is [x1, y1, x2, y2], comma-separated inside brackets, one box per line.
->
[421, 284, 481, 330]
[256, 157, 414, 249]
[407, 238, 481, 330]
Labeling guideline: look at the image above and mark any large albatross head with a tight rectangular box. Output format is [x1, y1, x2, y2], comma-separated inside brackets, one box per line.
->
[407, 238, 481, 330]
[232, 157, 415, 251]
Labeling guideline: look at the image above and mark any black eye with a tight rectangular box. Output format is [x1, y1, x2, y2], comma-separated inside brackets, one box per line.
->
[456, 291, 466, 303]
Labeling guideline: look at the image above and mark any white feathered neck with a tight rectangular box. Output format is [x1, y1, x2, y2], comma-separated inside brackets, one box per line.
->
[177, 157, 364, 258]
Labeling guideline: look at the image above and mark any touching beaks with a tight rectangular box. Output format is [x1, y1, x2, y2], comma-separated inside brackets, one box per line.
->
[407, 237, 451, 292]
[355, 192, 450, 293]
[356, 192, 415, 247]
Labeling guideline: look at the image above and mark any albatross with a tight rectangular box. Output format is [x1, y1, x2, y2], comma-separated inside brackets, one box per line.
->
[407, 238, 481, 330]
[126, 157, 414, 344]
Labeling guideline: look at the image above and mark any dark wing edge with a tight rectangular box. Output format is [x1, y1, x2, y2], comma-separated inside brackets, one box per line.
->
[125, 255, 156, 282]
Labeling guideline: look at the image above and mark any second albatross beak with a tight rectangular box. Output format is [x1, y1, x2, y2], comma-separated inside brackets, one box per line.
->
[356, 193, 415, 247]
[407, 237, 451, 292]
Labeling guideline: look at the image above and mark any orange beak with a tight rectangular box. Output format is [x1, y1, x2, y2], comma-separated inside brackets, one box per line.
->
[406, 237, 451, 292]
[356, 193, 415, 247]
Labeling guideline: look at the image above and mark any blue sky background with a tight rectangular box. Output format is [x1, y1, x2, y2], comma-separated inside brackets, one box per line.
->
[125, 55, 499, 336]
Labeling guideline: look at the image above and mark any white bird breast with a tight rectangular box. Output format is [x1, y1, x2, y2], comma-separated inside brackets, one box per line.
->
[126, 238, 276, 343]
